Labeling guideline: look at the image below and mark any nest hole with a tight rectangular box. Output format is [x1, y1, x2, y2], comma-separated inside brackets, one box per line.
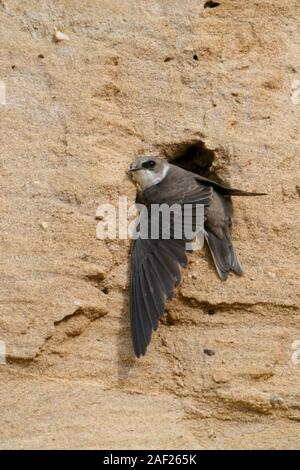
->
[170, 142, 222, 181]
[204, 1, 220, 8]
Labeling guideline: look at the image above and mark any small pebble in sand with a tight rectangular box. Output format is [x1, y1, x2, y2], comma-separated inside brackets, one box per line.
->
[270, 395, 284, 407]
[53, 31, 70, 43]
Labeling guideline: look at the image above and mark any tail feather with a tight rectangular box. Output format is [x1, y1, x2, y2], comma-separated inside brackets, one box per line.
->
[205, 230, 243, 280]
[229, 244, 243, 276]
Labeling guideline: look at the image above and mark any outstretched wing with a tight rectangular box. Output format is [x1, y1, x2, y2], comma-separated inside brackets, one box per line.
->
[130, 237, 187, 357]
[130, 177, 213, 357]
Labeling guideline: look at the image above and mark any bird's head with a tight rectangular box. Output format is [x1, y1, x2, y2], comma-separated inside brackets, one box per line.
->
[128, 156, 170, 190]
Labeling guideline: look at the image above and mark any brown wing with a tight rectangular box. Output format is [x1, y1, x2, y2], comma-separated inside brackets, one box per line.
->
[131, 237, 187, 357]
[195, 175, 267, 196]
[130, 172, 212, 357]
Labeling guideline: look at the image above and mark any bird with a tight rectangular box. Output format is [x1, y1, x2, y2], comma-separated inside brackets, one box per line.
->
[128, 156, 266, 357]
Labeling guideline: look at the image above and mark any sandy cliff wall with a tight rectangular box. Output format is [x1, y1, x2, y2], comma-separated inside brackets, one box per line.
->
[0, 0, 299, 449]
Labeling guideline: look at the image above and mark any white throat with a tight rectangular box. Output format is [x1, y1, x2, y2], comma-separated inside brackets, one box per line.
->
[133, 165, 169, 190]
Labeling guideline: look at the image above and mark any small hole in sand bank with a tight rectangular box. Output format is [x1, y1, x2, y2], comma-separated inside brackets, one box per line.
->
[204, 1, 220, 8]
[171, 142, 217, 179]
[156, 139, 230, 183]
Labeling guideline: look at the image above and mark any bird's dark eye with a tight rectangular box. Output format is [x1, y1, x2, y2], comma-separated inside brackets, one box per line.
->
[142, 160, 156, 169]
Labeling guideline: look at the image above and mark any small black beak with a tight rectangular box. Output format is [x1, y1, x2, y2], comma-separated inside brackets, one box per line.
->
[128, 163, 140, 173]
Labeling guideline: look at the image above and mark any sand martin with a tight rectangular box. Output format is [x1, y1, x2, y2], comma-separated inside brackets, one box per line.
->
[128, 156, 266, 357]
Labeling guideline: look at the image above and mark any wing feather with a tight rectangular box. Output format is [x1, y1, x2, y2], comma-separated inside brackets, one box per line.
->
[130, 173, 213, 357]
